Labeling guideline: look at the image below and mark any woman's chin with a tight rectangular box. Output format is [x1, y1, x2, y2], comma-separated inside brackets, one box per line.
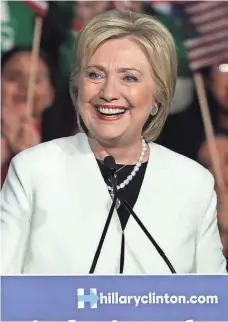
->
[93, 129, 127, 143]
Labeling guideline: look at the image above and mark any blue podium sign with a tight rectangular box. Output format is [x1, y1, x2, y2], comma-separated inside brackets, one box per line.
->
[1, 275, 228, 321]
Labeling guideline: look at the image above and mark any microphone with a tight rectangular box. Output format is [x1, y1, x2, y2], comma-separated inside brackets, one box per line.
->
[103, 156, 116, 171]
[103, 156, 117, 188]
[89, 156, 118, 274]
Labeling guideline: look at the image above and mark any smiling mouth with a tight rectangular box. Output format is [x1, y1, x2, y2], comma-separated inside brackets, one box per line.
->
[96, 106, 128, 116]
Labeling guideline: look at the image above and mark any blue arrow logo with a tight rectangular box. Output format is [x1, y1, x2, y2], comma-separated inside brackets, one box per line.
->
[78, 289, 99, 307]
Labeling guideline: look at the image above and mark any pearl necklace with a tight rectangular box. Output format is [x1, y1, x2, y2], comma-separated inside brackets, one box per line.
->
[108, 138, 147, 208]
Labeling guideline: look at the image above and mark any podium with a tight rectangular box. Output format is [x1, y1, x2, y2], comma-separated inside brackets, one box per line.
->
[1, 275, 228, 321]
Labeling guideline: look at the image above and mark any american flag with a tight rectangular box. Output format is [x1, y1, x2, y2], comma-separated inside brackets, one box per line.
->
[21, 0, 48, 17]
[179, 1, 228, 71]
[22, 0, 81, 32]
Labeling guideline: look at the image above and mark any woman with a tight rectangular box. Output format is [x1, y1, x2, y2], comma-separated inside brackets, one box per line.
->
[1, 10, 227, 274]
[1, 46, 55, 187]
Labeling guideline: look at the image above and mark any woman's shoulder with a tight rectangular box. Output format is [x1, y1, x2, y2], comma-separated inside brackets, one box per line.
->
[11, 133, 87, 169]
[150, 142, 214, 189]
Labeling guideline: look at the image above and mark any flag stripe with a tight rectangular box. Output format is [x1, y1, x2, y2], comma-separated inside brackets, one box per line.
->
[196, 18, 228, 34]
[185, 2, 220, 14]
[189, 52, 228, 70]
[190, 51, 228, 65]
[188, 42, 228, 60]
[182, 1, 228, 71]
[199, 24, 228, 37]
[32, 0, 48, 11]
[185, 30, 228, 50]
[21, 0, 48, 17]
[190, 8, 225, 25]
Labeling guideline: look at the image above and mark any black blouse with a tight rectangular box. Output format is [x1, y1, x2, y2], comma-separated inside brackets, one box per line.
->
[97, 160, 148, 230]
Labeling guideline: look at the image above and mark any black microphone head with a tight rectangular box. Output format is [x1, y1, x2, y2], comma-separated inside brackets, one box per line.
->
[103, 156, 117, 171]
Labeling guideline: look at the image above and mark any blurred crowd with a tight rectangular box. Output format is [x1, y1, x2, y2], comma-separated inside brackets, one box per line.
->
[1, 1, 228, 256]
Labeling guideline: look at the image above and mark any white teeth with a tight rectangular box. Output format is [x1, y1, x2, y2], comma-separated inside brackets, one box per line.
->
[97, 107, 125, 115]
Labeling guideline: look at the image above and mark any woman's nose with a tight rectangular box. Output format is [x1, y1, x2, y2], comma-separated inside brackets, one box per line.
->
[99, 77, 120, 102]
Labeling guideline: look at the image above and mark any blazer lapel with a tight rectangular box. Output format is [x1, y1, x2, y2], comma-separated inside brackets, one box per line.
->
[73, 134, 122, 273]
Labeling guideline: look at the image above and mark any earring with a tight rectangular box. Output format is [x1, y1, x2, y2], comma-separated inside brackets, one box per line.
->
[150, 104, 158, 116]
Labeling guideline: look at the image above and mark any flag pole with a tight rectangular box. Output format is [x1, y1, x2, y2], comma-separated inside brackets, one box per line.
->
[27, 15, 43, 116]
[193, 72, 226, 193]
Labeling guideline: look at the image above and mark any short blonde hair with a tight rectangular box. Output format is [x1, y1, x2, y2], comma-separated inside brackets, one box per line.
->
[70, 9, 177, 141]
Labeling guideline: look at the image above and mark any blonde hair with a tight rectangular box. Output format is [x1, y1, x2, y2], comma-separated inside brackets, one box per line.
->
[69, 9, 177, 141]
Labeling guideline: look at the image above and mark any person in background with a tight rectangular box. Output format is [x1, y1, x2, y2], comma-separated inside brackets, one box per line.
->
[198, 131, 228, 265]
[113, 0, 142, 12]
[198, 63, 228, 143]
[191, 63, 228, 263]
[1, 46, 55, 187]
[74, 1, 111, 30]
[1, 0, 36, 54]
[195, 62, 228, 161]
[159, 61, 228, 161]
[74, 1, 95, 29]
[92, 1, 111, 16]
[1, 0, 76, 91]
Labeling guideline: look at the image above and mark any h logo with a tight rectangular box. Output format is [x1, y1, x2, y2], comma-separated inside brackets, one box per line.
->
[77, 288, 99, 309]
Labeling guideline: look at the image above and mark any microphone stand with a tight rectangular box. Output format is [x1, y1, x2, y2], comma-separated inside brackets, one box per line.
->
[119, 196, 176, 274]
[89, 156, 176, 274]
[89, 159, 118, 274]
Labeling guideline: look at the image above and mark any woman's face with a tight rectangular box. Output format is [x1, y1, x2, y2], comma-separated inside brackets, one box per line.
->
[1, 51, 54, 117]
[77, 37, 155, 144]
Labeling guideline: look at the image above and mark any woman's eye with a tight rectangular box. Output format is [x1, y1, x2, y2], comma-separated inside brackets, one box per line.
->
[87, 71, 103, 79]
[123, 75, 138, 82]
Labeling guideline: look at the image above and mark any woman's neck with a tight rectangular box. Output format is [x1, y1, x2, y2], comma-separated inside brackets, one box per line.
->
[88, 136, 148, 165]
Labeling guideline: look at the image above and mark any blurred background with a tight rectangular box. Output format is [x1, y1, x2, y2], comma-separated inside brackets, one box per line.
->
[1, 0, 228, 218]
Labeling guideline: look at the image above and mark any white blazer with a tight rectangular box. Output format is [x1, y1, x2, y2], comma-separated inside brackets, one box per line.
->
[1, 133, 227, 274]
